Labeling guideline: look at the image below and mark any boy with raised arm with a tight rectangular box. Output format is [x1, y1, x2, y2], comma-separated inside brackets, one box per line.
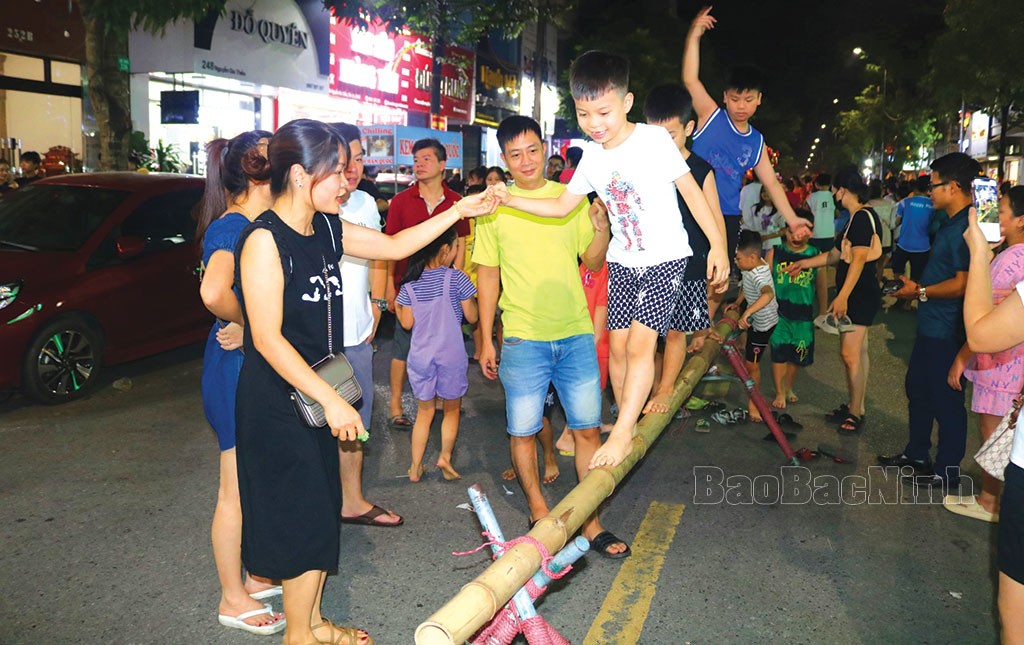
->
[489, 50, 728, 470]
[683, 5, 809, 264]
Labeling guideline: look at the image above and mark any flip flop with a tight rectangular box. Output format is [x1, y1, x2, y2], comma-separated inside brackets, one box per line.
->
[248, 585, 282, 600]
[943, 495, 999, 523]
[825, 403, 849, 423]
[218, 603, 286, 635]
[774, 412, 803, 431]
[341, 504, 404, 527]
[389, 415, 412, 429]
[590, 531, 631, 559]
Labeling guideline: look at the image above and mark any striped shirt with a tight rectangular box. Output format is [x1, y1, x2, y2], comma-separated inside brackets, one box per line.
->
[741, 262, 778, 331]
[397, 267, 477, 321]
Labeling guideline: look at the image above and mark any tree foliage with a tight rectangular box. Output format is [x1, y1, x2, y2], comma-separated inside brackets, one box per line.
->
[80, 0, 226, 37]
[325, 0, 574, 46]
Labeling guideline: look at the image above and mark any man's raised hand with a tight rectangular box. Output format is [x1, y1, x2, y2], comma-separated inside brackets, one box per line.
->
[689, 6, 716, 38]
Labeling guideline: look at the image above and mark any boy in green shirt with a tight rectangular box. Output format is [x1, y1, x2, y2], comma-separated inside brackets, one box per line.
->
[770, 210, 817, 409]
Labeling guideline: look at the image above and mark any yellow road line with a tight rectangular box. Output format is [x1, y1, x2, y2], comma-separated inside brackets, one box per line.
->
[583, 501, 686, 645]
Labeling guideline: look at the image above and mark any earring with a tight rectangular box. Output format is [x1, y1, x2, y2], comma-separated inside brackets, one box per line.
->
[297, 181, 303, 188]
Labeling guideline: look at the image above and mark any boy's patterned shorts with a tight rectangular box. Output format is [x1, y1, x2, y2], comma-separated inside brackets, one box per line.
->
[670, 278, 711, 333]
[607, 257, 689, 336]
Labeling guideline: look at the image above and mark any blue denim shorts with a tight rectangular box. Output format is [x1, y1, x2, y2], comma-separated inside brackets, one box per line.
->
[498, 334, 602, 437]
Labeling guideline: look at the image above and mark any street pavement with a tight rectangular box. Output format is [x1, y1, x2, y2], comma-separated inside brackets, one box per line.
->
[0, 306, 1001, 644]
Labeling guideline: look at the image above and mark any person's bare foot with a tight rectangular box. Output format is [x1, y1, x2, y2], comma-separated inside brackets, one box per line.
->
[341, 501, 402, 525]
[408, 463, 425, 482]
[219, 596, 283, 629]
[979, 494, 1000, 515]
[588, 427, 634, 470]
[543, 454, 560, 484]
[555, 427, 575, 454]
[787, 390, 799, 403]
[643, 390, 673, 415]
[749, 403, 763, 423]
[436, 459, 461, 481]
[242, 575, 277, 597]
[310, 619, 370, 645]
[501, 468, 517, 480]
[771, 395, 786, 409]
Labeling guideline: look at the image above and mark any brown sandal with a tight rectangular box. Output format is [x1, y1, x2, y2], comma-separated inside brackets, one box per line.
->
[311, 618, 374, 645]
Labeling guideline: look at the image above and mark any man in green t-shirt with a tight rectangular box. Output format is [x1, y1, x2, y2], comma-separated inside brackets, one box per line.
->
[473, 116, 629, 558]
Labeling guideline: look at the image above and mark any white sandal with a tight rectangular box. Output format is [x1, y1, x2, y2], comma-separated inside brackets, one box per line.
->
[218, 603, 286, 635]
[248, 585, 282, 600]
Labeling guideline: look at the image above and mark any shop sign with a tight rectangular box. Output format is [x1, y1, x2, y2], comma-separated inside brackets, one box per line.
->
[128, 0, 328, 93]
[970, 112, 990, 160]
[359, 124, 463, 169]
[476, 58, 519, 114]
[228, 9, 310, 50]
[331, 19, 475, 124]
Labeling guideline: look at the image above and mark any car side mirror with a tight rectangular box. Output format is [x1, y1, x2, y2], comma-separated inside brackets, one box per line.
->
[116, 235, 146, 260]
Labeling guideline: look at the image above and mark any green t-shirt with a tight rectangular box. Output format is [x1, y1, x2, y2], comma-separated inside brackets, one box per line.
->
[772, 243, 818, 315]
[472, 180, 595, 341]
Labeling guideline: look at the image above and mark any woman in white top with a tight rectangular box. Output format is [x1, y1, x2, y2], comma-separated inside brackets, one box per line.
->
[963, 207, 1024, 643]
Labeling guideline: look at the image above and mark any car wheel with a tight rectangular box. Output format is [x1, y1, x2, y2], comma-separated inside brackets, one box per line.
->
[22, 316, 104, 404]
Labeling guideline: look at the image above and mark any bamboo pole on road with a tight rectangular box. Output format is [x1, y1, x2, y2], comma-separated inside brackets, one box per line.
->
[415, 311, 741, 645]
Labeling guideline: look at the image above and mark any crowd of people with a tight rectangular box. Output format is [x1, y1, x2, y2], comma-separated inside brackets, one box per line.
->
[189, 7, 1023, 643]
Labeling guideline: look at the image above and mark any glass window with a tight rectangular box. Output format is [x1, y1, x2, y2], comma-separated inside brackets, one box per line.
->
[120, 188, 203, 254]
[0, 184, 128, 251]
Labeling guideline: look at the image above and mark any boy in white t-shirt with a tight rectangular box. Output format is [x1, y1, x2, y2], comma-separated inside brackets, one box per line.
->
[488, 50, 728, 469]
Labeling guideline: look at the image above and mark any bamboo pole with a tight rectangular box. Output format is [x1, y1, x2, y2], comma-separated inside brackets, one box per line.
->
[415, 311, 741, 645]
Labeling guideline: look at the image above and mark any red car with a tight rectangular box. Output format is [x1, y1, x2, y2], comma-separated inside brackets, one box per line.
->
[0, 172, 212, 404]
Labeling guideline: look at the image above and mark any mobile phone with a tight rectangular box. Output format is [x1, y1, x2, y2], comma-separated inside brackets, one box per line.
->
[974, 177, 1001, 243]
[882, 278, 904, 295]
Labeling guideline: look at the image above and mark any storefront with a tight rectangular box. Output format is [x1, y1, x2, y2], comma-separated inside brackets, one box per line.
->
[474, 55, 521, 168]
[129, 0, 334, 171]
[0, 0, 86, 170]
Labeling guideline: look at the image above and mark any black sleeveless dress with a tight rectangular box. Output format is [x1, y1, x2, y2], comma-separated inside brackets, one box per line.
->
[234, 209, 345, 579]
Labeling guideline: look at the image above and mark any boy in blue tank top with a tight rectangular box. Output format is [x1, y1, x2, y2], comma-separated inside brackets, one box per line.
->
[683, 6, 809, 262]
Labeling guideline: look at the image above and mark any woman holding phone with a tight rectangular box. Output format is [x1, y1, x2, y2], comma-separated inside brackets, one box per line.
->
[962, 203, 1024, 643]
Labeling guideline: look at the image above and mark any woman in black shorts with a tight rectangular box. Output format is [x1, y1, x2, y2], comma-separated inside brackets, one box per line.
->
[963, 208, 1024, 642]
[787, 167, 881, 434]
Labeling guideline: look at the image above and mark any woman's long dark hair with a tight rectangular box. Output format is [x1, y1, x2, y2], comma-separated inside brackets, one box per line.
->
[267, 119, 349, 197]
[196, 130, 272, 247]
[399, 225, 458, 287]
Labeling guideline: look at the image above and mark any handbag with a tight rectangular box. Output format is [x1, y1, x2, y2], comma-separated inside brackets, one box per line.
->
[974, 383, 1024, 482]
[290, 254, 362, 428]
[839, 208, 882, 264]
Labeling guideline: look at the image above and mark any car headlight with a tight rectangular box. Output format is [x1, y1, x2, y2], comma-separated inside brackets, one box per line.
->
[0, 279, 22, 310]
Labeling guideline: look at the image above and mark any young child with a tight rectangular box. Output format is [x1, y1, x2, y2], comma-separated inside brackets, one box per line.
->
[770, 209, 817, 409]
[743, 184, 785, 266]
[642, 83, 728, 415]
[683, 6, 809, 263]
[395, 226, 478, 482]
[487, 50, 728, 469]
[724, 230, 778, 422]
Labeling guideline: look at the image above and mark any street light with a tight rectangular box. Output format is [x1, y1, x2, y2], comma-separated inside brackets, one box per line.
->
[811, 144, 816, 150]
[833, 98, 839, 104]
[820, 123, 827, 129]
[853, 47, 863, 56]
[814, 137, 820, 143]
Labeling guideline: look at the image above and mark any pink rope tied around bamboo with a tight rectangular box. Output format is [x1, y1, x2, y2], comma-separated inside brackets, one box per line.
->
[453, 531, 573, 580]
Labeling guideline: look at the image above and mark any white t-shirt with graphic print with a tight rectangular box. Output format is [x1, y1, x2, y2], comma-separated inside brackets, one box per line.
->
[567, 123, 692, 267]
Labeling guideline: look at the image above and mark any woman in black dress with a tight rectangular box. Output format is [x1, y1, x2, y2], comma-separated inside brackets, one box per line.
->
[234, 119, 495, 645]
[787, 166, 881, 435]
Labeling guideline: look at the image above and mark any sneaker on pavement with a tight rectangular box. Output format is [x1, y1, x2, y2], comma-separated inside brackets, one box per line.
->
[876, 453, 932, 472]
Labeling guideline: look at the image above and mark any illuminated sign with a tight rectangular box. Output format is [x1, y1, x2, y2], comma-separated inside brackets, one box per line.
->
[359, 124, 463, 169]
[330, 18, 474, 123]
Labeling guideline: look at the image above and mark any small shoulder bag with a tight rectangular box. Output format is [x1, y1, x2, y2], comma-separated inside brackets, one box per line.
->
[289, 217, 362, 428]
[974, 383, 1024, 482]
[840, 208, 882, 264]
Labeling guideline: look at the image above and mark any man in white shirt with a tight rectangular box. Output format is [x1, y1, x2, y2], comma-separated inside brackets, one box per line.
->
[333, 122, 403, 528]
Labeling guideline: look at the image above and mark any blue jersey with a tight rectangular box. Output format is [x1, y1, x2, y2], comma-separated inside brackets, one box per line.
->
[896, 195, 934, 253]
[692, 107, 764, 216]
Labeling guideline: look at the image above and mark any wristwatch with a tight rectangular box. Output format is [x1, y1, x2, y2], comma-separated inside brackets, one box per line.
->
[918, 286, 928, 302]
[372, 298, 388, 311]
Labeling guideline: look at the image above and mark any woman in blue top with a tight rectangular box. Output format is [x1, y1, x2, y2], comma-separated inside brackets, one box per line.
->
[196, 130, 285, 635]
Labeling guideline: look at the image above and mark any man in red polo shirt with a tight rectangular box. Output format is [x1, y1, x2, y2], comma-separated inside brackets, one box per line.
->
[384, 138, 470, 428]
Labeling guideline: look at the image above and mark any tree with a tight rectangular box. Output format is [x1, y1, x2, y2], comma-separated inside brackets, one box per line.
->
[326, 1, 574, 120]
[928, 0, 1024, 180]
[78, 0, 227, 171]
